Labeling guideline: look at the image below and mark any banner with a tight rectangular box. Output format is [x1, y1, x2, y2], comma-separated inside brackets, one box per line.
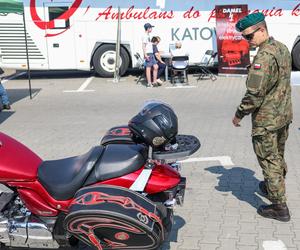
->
[216, 5, 250, 74]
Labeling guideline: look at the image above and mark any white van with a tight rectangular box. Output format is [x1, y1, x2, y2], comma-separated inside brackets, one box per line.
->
[0, 0, 299, 77]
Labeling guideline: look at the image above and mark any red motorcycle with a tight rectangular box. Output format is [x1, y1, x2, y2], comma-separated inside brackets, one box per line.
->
[0, 102, 200, 250]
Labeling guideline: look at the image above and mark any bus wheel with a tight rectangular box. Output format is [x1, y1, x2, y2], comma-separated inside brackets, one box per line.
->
[292, 42, 300, 71]
[93, 44, 130, 77]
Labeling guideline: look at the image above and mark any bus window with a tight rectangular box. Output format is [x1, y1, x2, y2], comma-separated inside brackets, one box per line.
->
[48, 7, 70, 29]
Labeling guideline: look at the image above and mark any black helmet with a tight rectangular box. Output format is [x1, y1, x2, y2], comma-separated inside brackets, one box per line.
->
[128, 101, 178, 148]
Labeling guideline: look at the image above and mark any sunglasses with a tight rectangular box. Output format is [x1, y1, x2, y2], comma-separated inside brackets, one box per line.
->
[242, 28, 260, 41]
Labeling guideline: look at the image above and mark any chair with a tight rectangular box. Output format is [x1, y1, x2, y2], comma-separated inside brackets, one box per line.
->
[134, 52, 145, 84]
[170, 55, 189, 84]
[195, 50, 218, 81]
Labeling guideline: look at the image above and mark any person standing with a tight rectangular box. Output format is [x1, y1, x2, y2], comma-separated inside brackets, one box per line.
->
[142, 23, 158, 87]
[232, 13, 293, 222]
[0, 69, 11, 111]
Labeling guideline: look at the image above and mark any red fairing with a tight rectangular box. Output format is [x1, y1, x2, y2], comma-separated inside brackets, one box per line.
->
[8, 180, 73, 216]
[9, 163, 179, 216]
[0, 132, 42, 181]
[99, 163, 180, 194]
[18, 188, 59, 216]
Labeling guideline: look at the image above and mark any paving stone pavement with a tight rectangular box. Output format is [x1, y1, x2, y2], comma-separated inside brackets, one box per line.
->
[0, 71, 300, 250]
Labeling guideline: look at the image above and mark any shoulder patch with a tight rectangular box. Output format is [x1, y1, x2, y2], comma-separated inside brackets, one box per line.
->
[247, 73, 263, 90]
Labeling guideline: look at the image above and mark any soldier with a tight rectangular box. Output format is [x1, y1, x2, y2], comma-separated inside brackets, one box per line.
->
[232, 12, 293, 222]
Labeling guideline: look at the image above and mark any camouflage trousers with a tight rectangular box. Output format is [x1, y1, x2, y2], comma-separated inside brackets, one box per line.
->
[252, 124, 290, 204]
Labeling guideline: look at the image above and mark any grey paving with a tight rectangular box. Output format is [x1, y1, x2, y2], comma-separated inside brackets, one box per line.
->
[1, 70, 300, 250]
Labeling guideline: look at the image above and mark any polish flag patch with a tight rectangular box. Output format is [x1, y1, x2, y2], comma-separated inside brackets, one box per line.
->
[254, 63, 262, 69]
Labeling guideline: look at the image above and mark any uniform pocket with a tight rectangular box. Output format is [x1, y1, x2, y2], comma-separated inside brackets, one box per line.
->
[252, 130, 276, 159]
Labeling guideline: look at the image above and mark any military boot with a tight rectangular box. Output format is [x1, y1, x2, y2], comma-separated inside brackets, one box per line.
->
[257, 203, 290, 222]
[258, 181, 268, 197]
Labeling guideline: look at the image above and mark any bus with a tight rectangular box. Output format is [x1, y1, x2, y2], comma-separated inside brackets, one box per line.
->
[0, 0, 300, 77]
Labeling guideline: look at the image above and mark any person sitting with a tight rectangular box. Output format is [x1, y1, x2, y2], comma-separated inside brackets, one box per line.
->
[170, 41, 189, 83]
[170, 41, 188, 68]
[151, 36, 166, 85]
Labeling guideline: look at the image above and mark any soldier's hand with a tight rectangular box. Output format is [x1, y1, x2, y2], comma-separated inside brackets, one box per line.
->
[232, 116, 241, 127]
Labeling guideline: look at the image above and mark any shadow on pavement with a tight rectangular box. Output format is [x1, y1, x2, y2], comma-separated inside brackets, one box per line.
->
[0, 88, 41, 124]
[127, 66, 219, 86]
[205, 165, 268, 209]
[7, 88, 41, 103]
[15, 70, 94, 79]
[0, 111, 14, 124]
[126, 68, 146, 85]
[161, 215, 185, 250]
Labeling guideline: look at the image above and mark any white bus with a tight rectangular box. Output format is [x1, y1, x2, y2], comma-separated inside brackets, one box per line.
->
[0, 0, 300, 77]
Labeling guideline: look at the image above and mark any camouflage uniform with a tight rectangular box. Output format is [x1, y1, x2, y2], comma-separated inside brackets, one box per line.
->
[235, 37, 293, 204]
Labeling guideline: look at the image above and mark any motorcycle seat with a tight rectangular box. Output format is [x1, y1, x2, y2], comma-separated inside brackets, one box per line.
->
[38, 146, 104, 200]
[84, 144, 147, 185]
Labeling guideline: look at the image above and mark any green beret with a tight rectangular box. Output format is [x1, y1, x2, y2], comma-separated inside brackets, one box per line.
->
[236, 12, 265, 32]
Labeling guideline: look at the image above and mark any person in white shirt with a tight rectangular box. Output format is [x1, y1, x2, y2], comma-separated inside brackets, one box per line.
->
[142, 23, 158, 87]
[170, 41, 189, 83]
[170, 41, 188, 69]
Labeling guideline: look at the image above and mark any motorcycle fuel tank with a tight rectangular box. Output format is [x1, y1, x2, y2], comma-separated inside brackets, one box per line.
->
[0, 132, 42, 181]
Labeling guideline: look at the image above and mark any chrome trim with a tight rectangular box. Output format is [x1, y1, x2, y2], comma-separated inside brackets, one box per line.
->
[0, 212, 59, 248]
[9, 215, 60, 248]
[170, 162, 181, 172]
[0, 217, 9, 244]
